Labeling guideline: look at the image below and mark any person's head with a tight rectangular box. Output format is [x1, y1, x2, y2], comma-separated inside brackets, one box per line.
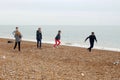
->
[91, 32, 94, 35]
[38, 27, 41, 30]
[16, 27, 18, 30]
[58, 30, 61, 34]
[38, 27, 41, 32]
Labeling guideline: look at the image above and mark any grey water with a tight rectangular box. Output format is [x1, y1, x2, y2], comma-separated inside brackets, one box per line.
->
[0, 25, 120, 51]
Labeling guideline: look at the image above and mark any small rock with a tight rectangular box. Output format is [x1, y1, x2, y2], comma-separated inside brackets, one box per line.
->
[81, 73, 85, 76]
[113, 60, 120, 65]
[2, 56, 6, 59]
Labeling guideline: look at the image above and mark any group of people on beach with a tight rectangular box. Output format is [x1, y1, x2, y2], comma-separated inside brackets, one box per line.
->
[13, 27, 97, 52]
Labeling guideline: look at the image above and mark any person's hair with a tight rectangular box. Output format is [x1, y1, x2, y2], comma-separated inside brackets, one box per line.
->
[16, 27, 18, 29]
[38, 27, 41, 30]
[58, 30, 61, 33]
[91, 32, 94, 35]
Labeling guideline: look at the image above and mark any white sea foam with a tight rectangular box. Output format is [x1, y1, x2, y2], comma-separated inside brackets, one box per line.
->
[23, 39, 120, 52]
[63, 42, 120, 52]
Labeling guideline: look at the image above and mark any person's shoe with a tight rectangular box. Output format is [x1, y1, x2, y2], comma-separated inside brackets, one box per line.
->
[56, 46, 58, 48]
[53, 47, 55, 49]
[87, 48, 89, 51]
[87, 48, 91, 52]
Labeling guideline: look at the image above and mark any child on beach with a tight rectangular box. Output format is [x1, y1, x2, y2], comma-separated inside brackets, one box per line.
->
[85, 32, 97, 52]
[13, 27, 22, 51]
[53, 30, 61, 48]
[36, 28, 42, 48]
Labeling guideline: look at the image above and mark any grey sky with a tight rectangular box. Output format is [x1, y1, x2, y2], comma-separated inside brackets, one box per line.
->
[0, 0, 120, 25]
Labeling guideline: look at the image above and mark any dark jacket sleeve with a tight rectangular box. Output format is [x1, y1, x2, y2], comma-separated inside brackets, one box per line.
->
[94, 36, 97, 42]
[85, 36, 90, 42]
[41, 33, 42, 39]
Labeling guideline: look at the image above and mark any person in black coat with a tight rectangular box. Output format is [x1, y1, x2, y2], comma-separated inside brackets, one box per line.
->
[85, 32, 97, 52]
[36, 28, 42, 48]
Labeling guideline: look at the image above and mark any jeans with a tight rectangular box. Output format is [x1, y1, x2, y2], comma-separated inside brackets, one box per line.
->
[37, 40, 42, 48]
[88, 42, 94, 52]
[14, 42, 21, 51]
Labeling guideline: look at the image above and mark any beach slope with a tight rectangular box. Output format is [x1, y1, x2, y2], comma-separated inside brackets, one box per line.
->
[0, 38, 120, 80]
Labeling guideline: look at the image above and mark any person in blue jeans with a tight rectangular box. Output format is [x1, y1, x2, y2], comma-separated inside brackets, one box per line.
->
[36, 28, 42, 48]
[85, 32, 97, 52]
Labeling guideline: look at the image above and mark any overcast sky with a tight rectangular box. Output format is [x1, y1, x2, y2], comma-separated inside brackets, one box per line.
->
[0, 0, 120, 25]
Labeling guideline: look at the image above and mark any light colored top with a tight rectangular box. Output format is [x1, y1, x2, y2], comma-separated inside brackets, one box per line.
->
[14, 30, 22, 42]
[15, 35, 21, 42]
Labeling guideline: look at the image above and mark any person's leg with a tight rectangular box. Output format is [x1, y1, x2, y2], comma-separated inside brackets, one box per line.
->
[54, 39, 57, 47]
[14, 42, 17, 49]
[18, 42, 21, 51]
[40, 39, 42, 48]
[89, 42, 94, 52]
[57, 40, 61, 46]
[37, 40, 39, 48]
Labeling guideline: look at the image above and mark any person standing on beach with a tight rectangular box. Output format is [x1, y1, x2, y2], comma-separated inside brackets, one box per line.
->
[36, 28, 42, 48]
[85, 32, 97, 52]
[53, 30, 61, 48]
[13, 28, 22, 51]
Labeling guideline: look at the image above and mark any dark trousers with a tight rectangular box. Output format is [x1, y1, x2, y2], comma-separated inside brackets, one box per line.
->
[88, 42, 94, 52]
[14, 42, 21, 51]
[37, 40, 42, 48]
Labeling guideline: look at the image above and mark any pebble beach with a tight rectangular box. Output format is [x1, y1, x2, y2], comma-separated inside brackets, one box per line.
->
[0, 38, 120, 80]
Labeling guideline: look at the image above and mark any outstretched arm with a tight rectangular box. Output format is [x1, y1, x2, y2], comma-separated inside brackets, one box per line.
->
[12, 31, 15, 35]
[85, 36, 89, 42]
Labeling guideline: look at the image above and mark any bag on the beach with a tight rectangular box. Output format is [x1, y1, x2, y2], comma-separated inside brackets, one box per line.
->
[8, 40, 13, 43]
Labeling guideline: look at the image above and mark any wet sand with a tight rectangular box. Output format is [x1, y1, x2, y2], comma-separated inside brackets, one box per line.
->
[0, 38, 120, 80]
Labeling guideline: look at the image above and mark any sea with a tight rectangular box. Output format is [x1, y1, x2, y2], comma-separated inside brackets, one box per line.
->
[0, 25, 120, 52]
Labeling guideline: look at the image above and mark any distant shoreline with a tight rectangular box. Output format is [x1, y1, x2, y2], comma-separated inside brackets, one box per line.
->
[1, 37, 120, 52]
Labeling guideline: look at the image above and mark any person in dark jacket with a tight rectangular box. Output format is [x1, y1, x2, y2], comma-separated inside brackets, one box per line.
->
[36, 28, 42, 48]
[85, 32, 97, 52]
[53, 30, 61, 48]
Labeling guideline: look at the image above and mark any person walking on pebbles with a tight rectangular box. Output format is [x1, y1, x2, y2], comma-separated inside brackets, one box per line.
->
[85, 32, 97, 52]
[53, 30, 61, 48]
